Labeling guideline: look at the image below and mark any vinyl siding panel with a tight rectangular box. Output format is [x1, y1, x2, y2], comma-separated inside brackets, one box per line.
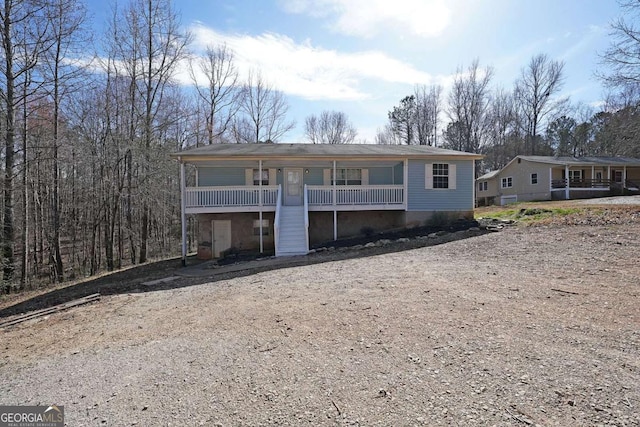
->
[407, 159, 473, 211]
[368, 167, 394, 185]
[304, 168, 324, 186]
[498, 160, 552, 202]
[393, 163, 404, 184]
[198, 167, 246, 186]
[198, 163, 404, 187]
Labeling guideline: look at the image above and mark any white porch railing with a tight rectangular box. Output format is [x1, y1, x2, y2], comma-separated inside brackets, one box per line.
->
[185, 185, 278, 208]
[186, 184, 404, 211]
[303, 185, 310, 253]
[306, 185, 404, 206]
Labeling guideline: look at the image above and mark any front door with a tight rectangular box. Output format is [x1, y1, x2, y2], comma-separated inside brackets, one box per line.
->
[212, 220, 231, 258]
[284, 168, 303, 205]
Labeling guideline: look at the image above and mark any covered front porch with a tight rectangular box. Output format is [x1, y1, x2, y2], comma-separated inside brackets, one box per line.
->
[179, 158, 408, 260]
[549, 163, 640, 199]
[184, 184, 405, 213]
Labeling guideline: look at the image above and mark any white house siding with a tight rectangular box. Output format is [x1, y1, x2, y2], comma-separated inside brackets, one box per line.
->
[497, 160, 551, 202]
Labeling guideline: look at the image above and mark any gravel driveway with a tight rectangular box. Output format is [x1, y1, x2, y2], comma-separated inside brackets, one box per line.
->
[1, 221, 639, 426]
[577, 194, 640, 204]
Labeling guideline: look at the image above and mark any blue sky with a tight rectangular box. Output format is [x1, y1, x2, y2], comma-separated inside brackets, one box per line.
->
[86, 0, 621, 143]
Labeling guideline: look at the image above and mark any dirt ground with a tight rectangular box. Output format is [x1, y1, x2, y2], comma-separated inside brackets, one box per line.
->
[1, 199, 639, 426]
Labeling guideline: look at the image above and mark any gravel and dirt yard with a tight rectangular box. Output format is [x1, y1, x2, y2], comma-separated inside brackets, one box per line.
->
[1, 198, 639, 426]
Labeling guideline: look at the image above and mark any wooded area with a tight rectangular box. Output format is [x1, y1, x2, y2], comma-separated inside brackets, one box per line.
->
[0, 0, 638, 291]
[379, 52, 640, 173]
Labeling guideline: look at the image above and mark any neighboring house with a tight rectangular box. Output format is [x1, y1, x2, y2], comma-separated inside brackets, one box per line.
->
[173, 143, 482, 261]
[476, 155, 640, 206]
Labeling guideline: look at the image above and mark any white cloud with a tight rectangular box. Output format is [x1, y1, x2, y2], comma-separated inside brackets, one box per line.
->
[279, 0, 452, 38]
[185, 24, 436, 100]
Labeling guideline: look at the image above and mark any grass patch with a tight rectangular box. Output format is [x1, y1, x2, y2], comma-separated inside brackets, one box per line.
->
[477, 205, 588, 223]
[479, 209, 519, 219]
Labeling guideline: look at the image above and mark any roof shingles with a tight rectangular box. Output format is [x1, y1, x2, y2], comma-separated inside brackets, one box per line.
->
[174, 143, 483, 160]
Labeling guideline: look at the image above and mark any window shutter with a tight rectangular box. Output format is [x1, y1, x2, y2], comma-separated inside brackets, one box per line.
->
[361, 169, 369, 185]
[245, 169, 253, 186]
[323, 169, 331, 185]
[425, 163, 433, 189]
[268, 169, 276, 185]
[449, 164, 456, 190]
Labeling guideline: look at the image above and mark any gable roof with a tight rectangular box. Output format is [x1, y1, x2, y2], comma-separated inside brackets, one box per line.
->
[173, 143, 483, 161]
[477, 170, 500, 180]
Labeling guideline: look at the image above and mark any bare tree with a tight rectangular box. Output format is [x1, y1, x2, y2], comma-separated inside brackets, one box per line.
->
[114, 0, 190, 263]
[444, 59, 493, 153]
[414, 84, 442, 146]
[571, 102, 596, 156]
[595, 88, 640, 157]
[483, 88, 518, 170]
[0, 0, 51, 283]
[40, 0, 90, 281]
[514, 53, 566, 155]
[600, 0, 640, 88]
[374, 123, 402, 145]
[305, 110, 357, 144]
[235, 70, 295, 143]
[189, 44, 240, 145]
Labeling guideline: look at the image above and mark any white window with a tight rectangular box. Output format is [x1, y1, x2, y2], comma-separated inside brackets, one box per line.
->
[332, 168, 362, 185]
[425, 163, 456, 190]
[253, 169, 269, 186]
[433, 164, 449, 189]
[568, 170, 582, 182]
[253, 219, 269, 236]
[478, 181, 488, 192]
[531, 173, 538, 185]
[501, 177, 513, 188]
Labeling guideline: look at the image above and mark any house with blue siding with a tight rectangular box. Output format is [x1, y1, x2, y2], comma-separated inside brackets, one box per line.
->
[173, 143, 482, 261]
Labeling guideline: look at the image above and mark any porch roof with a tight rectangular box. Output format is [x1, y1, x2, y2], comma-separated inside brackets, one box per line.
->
[518, 155, 640, 167]
[173, 143, 483, 162]
[477, 170, 500, 181]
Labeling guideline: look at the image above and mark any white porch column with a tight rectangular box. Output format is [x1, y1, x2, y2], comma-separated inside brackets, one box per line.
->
[549, 167, 552, 192]
[608, 166, 611, 185]
[180, 160, 187, 266]
[259, 160, 263, 254]
[403, 159, 409, 210]
[565, 165, 570, 199]
[472, 159, 476, 208]
[333, 160, 337, 241]
[623, 166, 627, 187]
[591, 165, 595, 188]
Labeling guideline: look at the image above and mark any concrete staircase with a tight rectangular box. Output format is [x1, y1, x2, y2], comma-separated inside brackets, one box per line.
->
[276, 206, 308, 256]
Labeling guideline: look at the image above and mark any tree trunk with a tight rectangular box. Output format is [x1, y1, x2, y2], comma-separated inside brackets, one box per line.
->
[2, 7, 16, 284]
[20, 85, 28, 287]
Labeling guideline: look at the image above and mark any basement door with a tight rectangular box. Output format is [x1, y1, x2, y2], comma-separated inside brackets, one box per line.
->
[211, 220, 231, 258]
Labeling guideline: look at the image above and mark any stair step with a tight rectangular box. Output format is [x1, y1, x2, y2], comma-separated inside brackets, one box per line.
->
[276, 206, 308, 256]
